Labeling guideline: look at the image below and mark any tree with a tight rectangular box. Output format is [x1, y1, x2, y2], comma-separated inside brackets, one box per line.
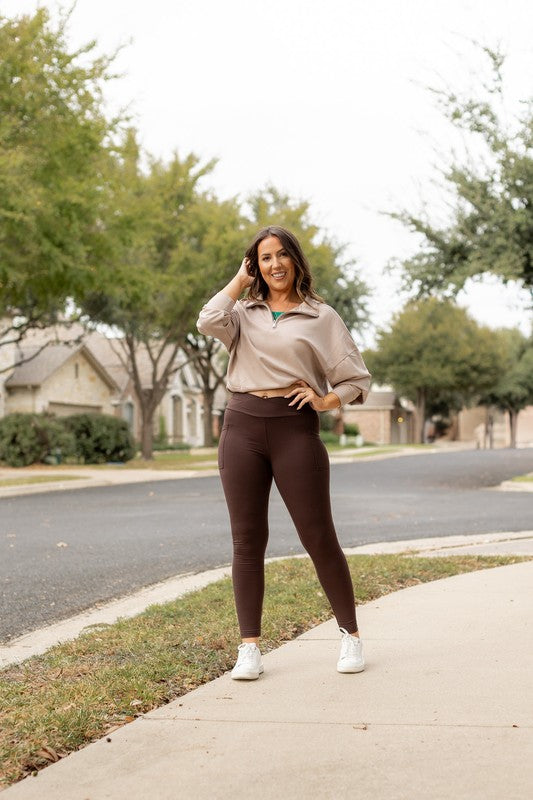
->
[388, 46, 533, 298]
[183, 335, 228, 447]
[364, 298, 506, 442]
[0, 8, 120, 366]
[82, 132, 246, 458]
[480, 329, 533, 448]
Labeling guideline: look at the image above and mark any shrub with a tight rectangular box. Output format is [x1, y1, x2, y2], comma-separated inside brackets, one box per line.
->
[155, 414, 168, 448]
[319, 431, 339, 445]
[62, 413, 135, 464]
[343, 422, 360, 436]
[319, 412, 336, 432]
[152, 441, 190, 452]
[0, 413, 76, 467]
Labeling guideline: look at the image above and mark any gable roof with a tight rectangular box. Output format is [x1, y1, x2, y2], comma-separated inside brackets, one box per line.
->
[5, 343, 119, 391]
[5, 323, 202, 394]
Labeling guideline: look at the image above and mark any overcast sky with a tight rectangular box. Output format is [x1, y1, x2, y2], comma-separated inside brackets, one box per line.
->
[4, 0, 533, 344]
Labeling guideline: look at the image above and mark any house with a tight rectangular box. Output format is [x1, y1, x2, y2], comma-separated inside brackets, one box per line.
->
[453, 405, 533, 448]
[342, 386, 416, 445]
[0, 325, 224, 447]
[4, 343, 119, 417]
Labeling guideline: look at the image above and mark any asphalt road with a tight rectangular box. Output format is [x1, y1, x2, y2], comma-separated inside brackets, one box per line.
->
[1, 448, 532, 643]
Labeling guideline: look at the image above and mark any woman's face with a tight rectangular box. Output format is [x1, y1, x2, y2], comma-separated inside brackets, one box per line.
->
[256, 235, 296, 296]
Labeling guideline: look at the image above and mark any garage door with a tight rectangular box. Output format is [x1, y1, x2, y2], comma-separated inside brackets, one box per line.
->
[47, 402, 103, 417]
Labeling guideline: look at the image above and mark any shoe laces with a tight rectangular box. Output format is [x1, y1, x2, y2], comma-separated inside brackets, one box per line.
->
[339, 628, 361, 656]
[236, 642, 258, 666]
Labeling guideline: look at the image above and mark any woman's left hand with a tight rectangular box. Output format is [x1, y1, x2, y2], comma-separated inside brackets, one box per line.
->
[284, 381, 326, 412]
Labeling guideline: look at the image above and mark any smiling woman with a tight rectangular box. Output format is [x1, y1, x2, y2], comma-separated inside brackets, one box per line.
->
[245, 226, 321, 309]
[197, 225, 371, 681]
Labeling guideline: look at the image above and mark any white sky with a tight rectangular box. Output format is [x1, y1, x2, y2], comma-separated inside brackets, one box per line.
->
[3, 0, 532, 345]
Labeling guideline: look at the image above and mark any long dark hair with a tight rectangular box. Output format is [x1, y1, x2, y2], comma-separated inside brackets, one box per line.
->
[244, 226, 323, 303]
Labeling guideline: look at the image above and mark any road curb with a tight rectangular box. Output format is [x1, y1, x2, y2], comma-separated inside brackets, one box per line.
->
[0, 444, 482, 498]
[2, 529, 531, 670]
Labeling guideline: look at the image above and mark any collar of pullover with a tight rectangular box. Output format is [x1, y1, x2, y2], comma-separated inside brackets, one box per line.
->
[243, 297, 320, 317]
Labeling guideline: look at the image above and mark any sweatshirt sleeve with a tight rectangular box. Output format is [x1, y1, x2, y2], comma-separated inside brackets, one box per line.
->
[326, 349, 371, 406]
[196, 291, 240, 351]
[321, 307, 371, 406]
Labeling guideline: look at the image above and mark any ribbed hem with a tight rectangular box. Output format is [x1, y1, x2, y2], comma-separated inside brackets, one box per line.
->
[331, 383, 362, 406]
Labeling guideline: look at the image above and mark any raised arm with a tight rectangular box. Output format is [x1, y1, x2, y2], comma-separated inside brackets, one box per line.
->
[196, 259, 253, 350]
[221, 258, 253, 301]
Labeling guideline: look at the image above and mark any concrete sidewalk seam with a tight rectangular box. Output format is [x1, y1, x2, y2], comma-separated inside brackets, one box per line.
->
[139, 717, 530, 730]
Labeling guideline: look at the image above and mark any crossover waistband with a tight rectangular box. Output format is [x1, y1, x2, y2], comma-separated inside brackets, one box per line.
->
[226, 392, 316, 418]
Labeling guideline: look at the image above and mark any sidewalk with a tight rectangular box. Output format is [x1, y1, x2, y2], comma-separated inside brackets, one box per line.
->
[3, 555, 532, 799]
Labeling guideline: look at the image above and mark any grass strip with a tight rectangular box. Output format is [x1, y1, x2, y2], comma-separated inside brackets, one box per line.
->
[0, 475, 85, 488]
[0, 553, 529, 786]
[511, 473, 533, 482]
[329, 447, 402, 457]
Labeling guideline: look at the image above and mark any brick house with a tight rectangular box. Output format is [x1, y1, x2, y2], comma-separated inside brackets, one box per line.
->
[342, 387, 416, 445]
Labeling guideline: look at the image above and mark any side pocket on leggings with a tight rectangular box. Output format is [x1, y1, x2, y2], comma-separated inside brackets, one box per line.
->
[218, 424, 230, 470]
[312, 432, 329, 471]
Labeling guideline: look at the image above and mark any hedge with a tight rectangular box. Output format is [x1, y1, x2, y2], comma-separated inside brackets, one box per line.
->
[0, 413, 76, 468]
[0, 413, 135, 467]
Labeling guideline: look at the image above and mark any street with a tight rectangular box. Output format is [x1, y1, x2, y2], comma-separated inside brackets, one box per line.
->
[1, 448, 532, 642]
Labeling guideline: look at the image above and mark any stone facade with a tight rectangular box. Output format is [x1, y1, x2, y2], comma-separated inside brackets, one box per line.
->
[0, 327, 224, 448]
[4, 345, 117, 417]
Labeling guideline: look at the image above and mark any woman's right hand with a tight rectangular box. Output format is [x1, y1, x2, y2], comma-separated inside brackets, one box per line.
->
[237, 257, 254, 289]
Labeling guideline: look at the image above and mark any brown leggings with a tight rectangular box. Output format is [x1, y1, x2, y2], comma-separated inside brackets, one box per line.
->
[218, 392, 358, 637]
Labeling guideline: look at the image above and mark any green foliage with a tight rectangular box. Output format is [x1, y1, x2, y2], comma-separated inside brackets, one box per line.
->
[319, 411, 336, 432]
[388, 46, 533, 296]
[319, 431, 339, 444]
[62, 414, 135, 464]
[366, 298, 506, 417]
[0, 413, 76, 467]
[155, 415, 168, 448]
[480, 330, 533, 413]
[0, 8, 121, 334]
[343, 422, 360, 436]
[81, 131, 248, 458]
[151, 441, 190, 452]
[84, 131, 246, 342]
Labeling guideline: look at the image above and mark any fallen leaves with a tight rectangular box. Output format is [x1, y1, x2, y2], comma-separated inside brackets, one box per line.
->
[35, 745, 60, 763]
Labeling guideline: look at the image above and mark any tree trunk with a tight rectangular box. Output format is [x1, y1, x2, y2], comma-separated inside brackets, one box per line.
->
[508, 409, 518, 449]
[415, 389, 426, 444]
[203, 387, 216, 447]
[140, 406, 155, 460]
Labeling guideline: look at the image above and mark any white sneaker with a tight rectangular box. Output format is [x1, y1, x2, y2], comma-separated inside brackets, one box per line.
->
[231, 642, 264, 680]
[337, 628, 365, 673]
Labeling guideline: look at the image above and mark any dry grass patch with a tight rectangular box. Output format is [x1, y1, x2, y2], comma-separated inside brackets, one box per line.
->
[0, 475, 85, 487]
[0, 553, 529, 787]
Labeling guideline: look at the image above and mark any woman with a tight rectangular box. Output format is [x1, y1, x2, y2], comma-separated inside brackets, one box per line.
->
[197, 226, 371, 680]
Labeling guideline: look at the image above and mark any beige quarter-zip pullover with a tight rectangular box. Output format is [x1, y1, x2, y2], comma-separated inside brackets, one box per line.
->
[197, 291, 371, 406]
